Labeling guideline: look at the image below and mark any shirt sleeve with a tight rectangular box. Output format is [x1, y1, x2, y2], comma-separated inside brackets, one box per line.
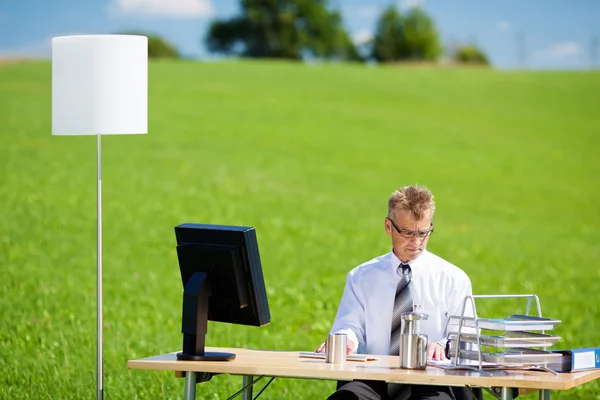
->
[329, 271, 365, 354]
[440, 273, 477, 350]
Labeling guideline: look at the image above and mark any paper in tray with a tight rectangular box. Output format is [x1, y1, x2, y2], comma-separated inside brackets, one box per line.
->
[447, 331, 561, 348]
[449, 314, 561, 331]
[449, 348, 563, 366]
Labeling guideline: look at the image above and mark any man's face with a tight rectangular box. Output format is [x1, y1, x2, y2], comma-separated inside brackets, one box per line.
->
[384, 208, 433, 263]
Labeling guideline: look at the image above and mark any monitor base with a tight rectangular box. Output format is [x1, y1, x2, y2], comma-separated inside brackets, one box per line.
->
[177, 352, 236, 361]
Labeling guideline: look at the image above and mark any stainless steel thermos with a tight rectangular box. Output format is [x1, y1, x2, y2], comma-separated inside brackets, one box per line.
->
[399, 311, 429, 369]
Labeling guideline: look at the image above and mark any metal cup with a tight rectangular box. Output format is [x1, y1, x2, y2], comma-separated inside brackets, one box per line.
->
[399, 333, 428, 369]
[325, 333, 347, 364]
[399, 311, 429, 369]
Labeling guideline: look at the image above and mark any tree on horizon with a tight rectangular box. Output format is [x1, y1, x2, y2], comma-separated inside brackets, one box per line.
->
[204, 0, 361, 62]
[117, 31, 180, 59]
[371, 6, 442, 63]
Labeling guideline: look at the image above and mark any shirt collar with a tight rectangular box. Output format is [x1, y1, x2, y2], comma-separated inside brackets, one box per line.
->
[389, 250, 425, 272]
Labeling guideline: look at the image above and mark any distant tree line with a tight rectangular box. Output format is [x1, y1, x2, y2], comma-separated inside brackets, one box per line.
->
[370, 6, 441, 62]
[118, 31, 180, 59]
[124, 1, 490, 66]
[205, 0, 361, 61]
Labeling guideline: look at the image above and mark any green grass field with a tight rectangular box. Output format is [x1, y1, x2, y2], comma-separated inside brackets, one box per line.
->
[1, 59, 599, 399]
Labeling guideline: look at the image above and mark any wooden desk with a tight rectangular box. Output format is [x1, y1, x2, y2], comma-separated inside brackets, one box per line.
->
[128, 347, 600, 400]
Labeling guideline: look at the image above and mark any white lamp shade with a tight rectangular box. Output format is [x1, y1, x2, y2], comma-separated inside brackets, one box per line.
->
[52, 35, 148, 135]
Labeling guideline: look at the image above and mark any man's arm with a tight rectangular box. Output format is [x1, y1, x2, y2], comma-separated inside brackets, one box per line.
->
[441, 274, 476, 353]
[316, 272, 365, 354]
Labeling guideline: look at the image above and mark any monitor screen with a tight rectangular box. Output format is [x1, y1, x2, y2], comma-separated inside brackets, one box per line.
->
[174, 223, 271, 361]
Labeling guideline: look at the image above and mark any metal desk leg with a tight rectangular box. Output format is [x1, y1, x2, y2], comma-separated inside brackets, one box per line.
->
[500, 387, 514, 400]
[242, 375, 253, 400]
[539, 389, 550, 400]
[184, 372, 197, 400]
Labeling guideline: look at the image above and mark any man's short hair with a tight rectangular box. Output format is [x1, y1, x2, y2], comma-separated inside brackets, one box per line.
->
[388, 185, 436, 220]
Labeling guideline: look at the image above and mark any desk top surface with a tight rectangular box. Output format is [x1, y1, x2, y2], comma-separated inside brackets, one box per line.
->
[127, 347, 600, 391]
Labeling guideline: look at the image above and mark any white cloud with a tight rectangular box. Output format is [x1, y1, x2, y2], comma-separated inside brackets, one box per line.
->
[356, 6, 379, 19]
[496, 20, 511, 33]
[0, 32, 92, 59]
[352, 30, 373, 45]
[528, 41, 587, 68]
[547, 41, 582, 59]
[398, 0, 426, 9]
[0, 38, 51, 59]
[0, 43, 48, 58]
[108, 0, 214, 18]
[541, 41, 583, 60]
[342, 5, 379, 19]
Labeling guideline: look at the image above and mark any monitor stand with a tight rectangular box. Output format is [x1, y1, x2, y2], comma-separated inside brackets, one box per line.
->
[177, 272, 236, 361]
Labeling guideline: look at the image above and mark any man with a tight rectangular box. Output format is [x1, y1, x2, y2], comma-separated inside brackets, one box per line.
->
[317, 184, 479, 400]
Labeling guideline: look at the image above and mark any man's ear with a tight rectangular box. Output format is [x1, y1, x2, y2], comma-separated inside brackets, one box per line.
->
[384, 217, 392, 236]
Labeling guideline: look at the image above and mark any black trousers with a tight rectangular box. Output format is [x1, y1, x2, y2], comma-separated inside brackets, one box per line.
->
[327, 380, 483, 400]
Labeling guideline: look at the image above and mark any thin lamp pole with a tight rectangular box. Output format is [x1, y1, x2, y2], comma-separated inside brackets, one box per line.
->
[97, 133, 103, 400]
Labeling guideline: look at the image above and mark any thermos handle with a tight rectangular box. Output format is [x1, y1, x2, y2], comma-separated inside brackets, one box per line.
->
[417, 335, 428, 368]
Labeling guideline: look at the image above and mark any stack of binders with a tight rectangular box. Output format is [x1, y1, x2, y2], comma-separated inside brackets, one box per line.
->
[548, 347, 600, 372]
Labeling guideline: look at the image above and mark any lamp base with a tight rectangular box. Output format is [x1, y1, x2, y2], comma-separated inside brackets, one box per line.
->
[177, 351, 236, 361]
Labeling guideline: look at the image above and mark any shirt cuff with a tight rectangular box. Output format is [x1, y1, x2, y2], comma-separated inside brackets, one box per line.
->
[331, 328, 359, 354]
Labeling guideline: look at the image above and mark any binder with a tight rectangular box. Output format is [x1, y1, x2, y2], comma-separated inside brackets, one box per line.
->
[549, 347, 600, 372]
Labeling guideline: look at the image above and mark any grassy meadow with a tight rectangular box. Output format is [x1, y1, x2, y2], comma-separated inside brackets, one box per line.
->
[1, 59, 599, 399]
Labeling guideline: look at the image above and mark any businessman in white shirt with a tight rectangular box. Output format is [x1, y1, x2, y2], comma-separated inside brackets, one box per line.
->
[317, 185, 480, 400]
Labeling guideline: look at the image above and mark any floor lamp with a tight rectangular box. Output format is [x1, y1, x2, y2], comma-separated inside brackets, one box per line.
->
[52, 35, 148, 400]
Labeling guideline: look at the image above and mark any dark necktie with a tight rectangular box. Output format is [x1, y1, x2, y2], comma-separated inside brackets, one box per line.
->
[389, 263, 413, 355]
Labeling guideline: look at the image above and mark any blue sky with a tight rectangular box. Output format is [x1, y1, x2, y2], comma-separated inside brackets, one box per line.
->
[1, 0, 599, 70]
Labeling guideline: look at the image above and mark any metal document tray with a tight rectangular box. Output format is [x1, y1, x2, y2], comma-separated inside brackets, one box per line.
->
[447, 331, 561, 348]
[448, 314, 561, 331]
[450, 348, 563, 366]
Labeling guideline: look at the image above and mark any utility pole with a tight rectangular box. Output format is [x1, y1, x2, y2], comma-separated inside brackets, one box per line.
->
[516, 31, 527, 69]
[591, 36, 599, 69]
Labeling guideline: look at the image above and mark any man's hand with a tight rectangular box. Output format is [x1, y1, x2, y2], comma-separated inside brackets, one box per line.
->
[315, 338, 356, 355]
[315, 341, 326, 353]
[427, 342, 446, 361]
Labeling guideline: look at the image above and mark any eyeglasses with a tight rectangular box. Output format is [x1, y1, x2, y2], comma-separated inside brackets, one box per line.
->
[387, 217, 434, 239]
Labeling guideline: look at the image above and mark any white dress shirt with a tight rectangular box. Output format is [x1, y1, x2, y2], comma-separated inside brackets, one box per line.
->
[330, 250, 474, 355]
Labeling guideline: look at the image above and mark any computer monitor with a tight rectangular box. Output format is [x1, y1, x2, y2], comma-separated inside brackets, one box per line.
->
[174, 223, 271, 361]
